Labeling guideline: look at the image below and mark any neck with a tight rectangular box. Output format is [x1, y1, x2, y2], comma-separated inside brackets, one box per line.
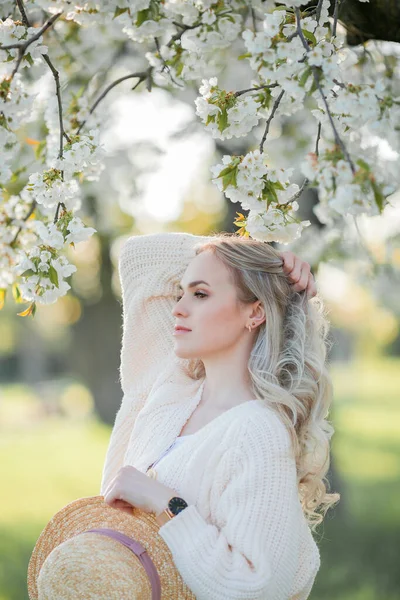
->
[200, 349, 256, 410]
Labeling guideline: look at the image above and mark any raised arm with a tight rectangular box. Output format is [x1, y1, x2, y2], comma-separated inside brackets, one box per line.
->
[100, 231, 213, 494]
[117, 231, 215, 397]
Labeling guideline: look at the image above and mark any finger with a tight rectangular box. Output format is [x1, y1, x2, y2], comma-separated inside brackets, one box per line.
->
[280, 251, 295, 273]
[104, 487, 121, 505]
[288, 258, 309, 285]
[102, 476, 117, 499]
[306, 272, 318, 299]
[291, 265, 310, 292]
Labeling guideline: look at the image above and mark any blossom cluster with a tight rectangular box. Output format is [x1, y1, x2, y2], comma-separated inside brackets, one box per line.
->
[11, 213, 96, 307]
[211, 150, 311, 243]
[0, 0, 399, 313]
[0, 17, 48, 75]
[195, 77, 261, 140]
[300, 148, 395, 226]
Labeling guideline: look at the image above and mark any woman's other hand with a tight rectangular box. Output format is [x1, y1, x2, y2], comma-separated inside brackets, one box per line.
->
[103, 465, 176, 516]
[280, 251, 317, 299]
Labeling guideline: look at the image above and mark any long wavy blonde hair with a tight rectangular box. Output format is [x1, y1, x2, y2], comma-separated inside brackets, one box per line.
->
[179, 232, 340, 532]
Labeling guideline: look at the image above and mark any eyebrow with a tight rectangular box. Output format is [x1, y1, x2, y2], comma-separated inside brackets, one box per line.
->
[178, 280, 210, 290]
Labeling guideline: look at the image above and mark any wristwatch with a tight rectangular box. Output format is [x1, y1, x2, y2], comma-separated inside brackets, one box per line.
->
[155, 496, 188, 526]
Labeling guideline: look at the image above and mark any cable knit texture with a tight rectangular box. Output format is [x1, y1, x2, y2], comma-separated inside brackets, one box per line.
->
[100, 232, 321, 600]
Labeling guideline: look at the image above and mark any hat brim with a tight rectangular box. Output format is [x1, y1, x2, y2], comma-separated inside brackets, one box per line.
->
[27, 495, 194, 600]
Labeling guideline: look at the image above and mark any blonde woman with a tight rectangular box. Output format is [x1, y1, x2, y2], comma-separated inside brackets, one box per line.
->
[101, 231, 340, 600]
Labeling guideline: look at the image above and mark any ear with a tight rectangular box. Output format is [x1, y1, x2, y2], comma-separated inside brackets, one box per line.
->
[248, 300, 266, 327]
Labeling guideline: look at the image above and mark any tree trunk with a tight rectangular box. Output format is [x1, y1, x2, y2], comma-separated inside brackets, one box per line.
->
[67, 232, 122, 425]
[301, 0, 400, 45]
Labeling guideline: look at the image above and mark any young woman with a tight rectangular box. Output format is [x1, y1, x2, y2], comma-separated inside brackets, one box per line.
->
[101, 231, 340, 600]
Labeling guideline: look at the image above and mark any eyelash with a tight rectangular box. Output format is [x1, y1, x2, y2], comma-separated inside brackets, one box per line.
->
[175, 291, 207, 302]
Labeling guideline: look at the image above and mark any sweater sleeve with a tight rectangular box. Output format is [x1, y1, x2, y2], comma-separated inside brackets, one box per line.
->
[117, 231, 215, 398]
[157, 413, 309, 600]
[100, 231, 214, 495]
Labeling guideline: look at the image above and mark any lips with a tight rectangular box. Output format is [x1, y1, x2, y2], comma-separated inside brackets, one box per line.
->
[175, 326, 191, 331]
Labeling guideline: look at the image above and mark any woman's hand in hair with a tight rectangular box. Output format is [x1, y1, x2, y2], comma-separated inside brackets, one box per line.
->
[280, 251, 317, 299]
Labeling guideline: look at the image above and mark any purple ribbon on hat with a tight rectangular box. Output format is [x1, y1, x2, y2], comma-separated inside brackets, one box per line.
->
[82, 528, 161, 600]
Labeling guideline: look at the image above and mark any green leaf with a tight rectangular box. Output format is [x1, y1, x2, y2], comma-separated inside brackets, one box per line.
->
[274, 181, 285, 191]
[113, 6, 129, 18]
[370, 179, 384, 213]
[299, 66, 312, 87]
[34, 140, 46, 161]
[205, 114, 216, 126]
[222, 168, 237, 191]
[20, 268, 37, 279]
[136, 8, 149, 27]
[176, 61, 183, 77]
[309, 75, 318, 95]
[12, 284, 20, 302]
[263, 180, 278, 205]
[356, 158, 371, 171]
[216, 165, 235, 179]
[302, 29, 317, 45]
[24, 53, 34, 67]
[48, 265, 59, 288]
[217, 108, 229, 133]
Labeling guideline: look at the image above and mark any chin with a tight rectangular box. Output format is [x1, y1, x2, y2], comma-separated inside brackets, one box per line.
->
[174, 349, 193, 359]
[173, 345, 199, 360]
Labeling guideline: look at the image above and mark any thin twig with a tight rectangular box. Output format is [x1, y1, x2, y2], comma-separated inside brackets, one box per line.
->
[332, 0, 340, 38]
[316, 0, 324, 25]
[76, 68, 153, 134]
[10, 2, 69, 232]
[315, 121, 322, 156]
[42, 54, 71, 156]
[333, 78, 345, 88]
[285, 121, 322, 205]
[154, 36, 184, 88]
[251, 7, 257, 32]
[259, 89, 285, 153]
[167, 9, 233, 48]
[16, 0, 29, 26]
[235, 83, 278, 98]
[287, 177, 310, 204]
[352, 214, 378, 267]
[9, 200, 37, 248]
[286, 31, 299, 42]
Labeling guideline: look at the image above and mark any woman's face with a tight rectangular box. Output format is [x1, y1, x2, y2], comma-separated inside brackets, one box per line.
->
[171, 250, 250, 359]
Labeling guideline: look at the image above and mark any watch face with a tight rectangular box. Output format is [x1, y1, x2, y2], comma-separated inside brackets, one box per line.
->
[168, 496, 188, 515]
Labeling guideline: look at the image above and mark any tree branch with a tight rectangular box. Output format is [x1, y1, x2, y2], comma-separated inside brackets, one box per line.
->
[295, 7, 356, 174]
[0, 11, 61, 51]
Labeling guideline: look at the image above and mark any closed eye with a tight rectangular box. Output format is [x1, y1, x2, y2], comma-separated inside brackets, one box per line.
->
[174, 291, 207, 302]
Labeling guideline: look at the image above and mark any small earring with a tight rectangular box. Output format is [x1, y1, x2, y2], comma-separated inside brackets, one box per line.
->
[247, 321, 256, 332]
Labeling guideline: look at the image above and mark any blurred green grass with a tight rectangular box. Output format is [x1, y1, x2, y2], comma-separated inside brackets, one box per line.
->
[0, 356, 399, 599]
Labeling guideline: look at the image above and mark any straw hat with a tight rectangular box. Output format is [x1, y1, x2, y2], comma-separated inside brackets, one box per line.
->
[27, 495, 196, 599]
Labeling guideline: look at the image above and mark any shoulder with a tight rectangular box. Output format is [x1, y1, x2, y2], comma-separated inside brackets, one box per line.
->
[234, 402, 295, 464]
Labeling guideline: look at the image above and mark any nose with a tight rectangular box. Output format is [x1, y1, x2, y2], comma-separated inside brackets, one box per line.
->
[171, 297, 188, 318]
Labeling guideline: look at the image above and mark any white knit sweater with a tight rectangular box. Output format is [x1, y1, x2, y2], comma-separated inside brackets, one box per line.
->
[100, 232, 321, 600]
